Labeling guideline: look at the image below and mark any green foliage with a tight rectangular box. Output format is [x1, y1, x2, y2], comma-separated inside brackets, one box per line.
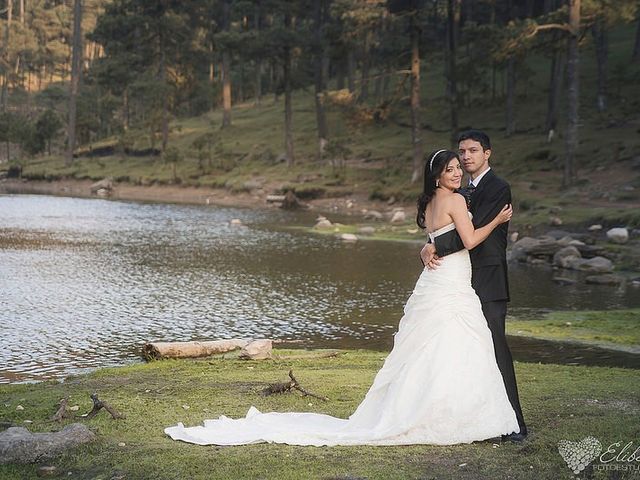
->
[0, 112, 42, 157]
[35, 109, 63, 155]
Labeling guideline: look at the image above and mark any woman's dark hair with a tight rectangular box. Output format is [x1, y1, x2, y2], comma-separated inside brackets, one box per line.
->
[416, 149, 460, 229]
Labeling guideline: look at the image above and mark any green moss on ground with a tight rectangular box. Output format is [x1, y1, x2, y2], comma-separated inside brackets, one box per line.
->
[508, 309, 640, 351]
[1, 349, 639, 479]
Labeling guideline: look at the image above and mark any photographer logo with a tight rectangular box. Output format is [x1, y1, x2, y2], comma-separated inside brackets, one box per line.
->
[558, 436, 602, 474]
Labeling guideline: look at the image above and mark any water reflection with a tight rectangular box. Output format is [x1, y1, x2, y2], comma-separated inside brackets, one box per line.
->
[1, 194, 639, 383]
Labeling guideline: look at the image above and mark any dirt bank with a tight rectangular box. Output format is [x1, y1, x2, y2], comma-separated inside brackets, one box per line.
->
[0, 178, 405, 220]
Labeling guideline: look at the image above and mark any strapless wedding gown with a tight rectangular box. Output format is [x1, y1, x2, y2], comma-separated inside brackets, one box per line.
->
[164, 220, 520, 446]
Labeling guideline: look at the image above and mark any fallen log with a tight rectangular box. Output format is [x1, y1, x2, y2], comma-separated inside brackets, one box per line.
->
[266, 194, 285, 204]
[142, 339, 250, 360]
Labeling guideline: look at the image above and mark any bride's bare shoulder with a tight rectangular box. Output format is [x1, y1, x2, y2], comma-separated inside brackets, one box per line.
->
[443, 192, 467, 211]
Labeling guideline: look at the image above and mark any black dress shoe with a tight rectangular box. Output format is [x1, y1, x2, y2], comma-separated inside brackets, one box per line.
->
[501, 430, 528, 443]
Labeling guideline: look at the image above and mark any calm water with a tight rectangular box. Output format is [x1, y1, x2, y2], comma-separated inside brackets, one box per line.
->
[1, 194, 639, 383]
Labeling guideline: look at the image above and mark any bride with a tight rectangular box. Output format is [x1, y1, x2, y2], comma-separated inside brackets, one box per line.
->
[165, 149, 520, 446]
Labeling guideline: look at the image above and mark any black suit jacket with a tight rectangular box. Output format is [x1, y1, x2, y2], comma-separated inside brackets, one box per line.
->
[433, 169, 511, 302]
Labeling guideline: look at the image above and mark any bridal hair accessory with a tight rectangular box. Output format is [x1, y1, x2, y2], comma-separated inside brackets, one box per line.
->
[429, 149, 447, 171]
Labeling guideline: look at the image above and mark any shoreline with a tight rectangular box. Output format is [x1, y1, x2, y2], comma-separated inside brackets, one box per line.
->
[0, 178, 406, 221]
[4, 332, 639, 386]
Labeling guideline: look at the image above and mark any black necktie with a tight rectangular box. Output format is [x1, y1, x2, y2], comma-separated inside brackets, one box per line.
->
[459, 185, 475, 209]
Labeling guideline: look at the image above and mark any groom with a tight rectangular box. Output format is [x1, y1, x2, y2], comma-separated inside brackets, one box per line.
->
[420, 129, 527, 442]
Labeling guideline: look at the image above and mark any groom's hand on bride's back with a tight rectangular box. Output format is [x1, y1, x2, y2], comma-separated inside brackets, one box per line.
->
[420, 243, 441, 270]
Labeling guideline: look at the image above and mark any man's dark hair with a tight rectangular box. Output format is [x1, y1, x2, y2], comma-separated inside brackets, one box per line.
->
[457, 129, 491, 151]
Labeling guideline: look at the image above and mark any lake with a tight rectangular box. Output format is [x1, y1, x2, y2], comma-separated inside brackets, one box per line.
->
[1, 194, 639, 383]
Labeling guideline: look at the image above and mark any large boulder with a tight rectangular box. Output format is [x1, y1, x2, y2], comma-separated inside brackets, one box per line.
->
[557, 236, 584, 247]
[564, 256, 614, 273]
[606, 228, 629, 244]
[510, 237, 540, 262]
[585, 274, 626, 286]
[339, 233, 358, 242]
[525, 237, 562, 258]
[553, 246, 582, 268]
[573, 244, 607, 259]
[0, 424, 96, 464]
[90, 178, 113, 194]
[357, 226, 376, 235]
[390, 210, 406, 224]
[239, 339, 272, 360]
[314, 217, 333, 229]
[243, 178, 265, 190]
[363, 210, 383, 221]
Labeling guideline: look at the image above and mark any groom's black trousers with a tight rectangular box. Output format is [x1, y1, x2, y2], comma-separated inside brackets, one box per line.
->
[481, 300, 527, 434]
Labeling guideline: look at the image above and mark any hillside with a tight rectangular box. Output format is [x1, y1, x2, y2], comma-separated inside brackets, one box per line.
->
[7, 25, 640, 230]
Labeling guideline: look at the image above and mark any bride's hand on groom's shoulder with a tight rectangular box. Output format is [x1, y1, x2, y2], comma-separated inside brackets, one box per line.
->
[495, 204, 513, 225]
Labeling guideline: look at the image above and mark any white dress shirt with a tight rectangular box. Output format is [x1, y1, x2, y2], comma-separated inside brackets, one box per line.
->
[470, 167, 491, 187]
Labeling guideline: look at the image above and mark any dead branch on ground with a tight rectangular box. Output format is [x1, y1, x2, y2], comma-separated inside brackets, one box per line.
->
[262, 370, 329, 401]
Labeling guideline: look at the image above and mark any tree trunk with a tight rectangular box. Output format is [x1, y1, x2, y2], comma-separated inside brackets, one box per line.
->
[504, 0, 516, 136]
[347, 50, 355, 93]
[221, 0, 232, 127]
[505, 58, 516, 136]
[374, 72, 382, 101]
[462, 0, 474, 24]
[237, 57, 244, 102]
[313, 0, 328, 158]
[409, 14, 422, 184]
[254, 1, 262, 106]
[209, 41, 216, 110]
[336, 61, 345, 90]
[633, 13, 640, 62]
[66, 0, 83, 166]
[270, 61, 279, 102]
[564, 0, 580, 187]
[1, 0, 12, 111]
[254, 61, 262, 107]
[160, 48, 168, 152]
[382, 71, 390, 100]
[359, 34, 371, 103]
[446, 0, 460, 147]
[592, 18, 608, 112]
[489, 0, 497, 103]
[545, 48, 565, 137]
[283, 11, 295, 166]
[123, 86, 130, 131]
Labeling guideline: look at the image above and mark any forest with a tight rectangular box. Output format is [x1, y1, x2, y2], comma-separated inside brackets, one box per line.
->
[1, 0, 639, 195]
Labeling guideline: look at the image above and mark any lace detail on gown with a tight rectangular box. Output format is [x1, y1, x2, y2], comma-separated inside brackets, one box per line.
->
[164, 217, 519, 446]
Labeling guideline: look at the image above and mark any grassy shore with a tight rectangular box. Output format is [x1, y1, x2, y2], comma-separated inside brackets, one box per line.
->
[507, 308, 640, 353]
[1, 349, 639, 480]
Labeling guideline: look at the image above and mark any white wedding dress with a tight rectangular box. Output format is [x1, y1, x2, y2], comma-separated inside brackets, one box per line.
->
[164, 220, 520, 446]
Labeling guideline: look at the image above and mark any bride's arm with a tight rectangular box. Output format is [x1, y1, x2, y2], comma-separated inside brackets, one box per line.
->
[448, 194, 512, 250]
